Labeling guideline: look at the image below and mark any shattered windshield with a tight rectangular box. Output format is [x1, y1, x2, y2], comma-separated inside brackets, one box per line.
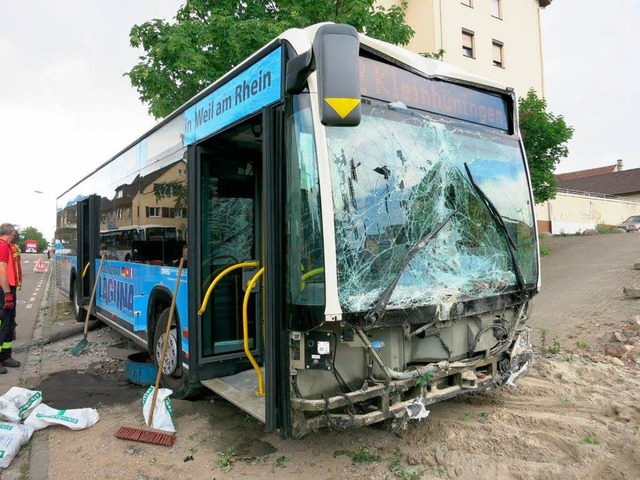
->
[327, 101, 537, 313]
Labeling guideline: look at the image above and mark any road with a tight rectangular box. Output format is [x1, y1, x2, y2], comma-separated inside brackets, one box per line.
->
[0, 253, 52, 392]
[531, 233, 640, 353]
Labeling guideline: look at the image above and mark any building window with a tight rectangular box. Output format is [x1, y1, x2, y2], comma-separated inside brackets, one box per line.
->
[462, 30, 474, 58]
[492, 40, 504, 67]
[461, 0, 472, 6]
[491, 0, 502, 19]
[146, 206, 161, 218]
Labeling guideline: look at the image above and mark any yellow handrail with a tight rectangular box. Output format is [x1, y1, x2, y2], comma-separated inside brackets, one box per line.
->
[197, 261, 259, 316]
[81, 261, 91, 278]
[301, 267, 324, 290]
[243, 267, 265, 396]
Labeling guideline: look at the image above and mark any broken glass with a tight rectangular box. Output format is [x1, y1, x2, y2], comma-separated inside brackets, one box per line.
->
[326, 101, 536, 313]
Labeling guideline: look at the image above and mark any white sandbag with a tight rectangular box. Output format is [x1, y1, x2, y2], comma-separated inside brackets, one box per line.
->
[0, 422, 34, 444]
[0, 388, 42, 423]
[24, 403, 99, 431]
[0, 436, 22, 469]
[142, 386, 175, 433]
[0, 423, 34, 469]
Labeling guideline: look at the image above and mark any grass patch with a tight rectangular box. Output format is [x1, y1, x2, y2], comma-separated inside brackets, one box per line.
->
[576, 340, 588, 349]
[539, 245, 550, 256]
[579, 436, 601, 445]
[595, 222, 612, 234]
[273, 455, 288, 469]
[387, 451, 423, 480]
[334, 447, 381, 463]
[215, 448, 236, 473]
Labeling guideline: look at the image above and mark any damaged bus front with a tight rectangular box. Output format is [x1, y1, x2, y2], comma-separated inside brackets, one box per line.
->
[286, 27, 539, 434]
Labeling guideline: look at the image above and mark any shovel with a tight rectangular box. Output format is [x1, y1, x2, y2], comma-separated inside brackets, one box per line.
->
[72, 254, 105, 356]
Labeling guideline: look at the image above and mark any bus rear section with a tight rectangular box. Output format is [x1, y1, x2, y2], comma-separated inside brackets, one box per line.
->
[55, 24, 539, 438]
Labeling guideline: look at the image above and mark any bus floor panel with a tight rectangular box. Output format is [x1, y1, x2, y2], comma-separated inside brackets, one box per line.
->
[201, 368, 265, 423]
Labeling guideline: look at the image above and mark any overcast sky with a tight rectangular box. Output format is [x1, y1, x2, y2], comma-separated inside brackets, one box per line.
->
[0, 1, 636, 240]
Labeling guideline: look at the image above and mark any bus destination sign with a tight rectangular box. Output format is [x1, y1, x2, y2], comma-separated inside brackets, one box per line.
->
[184, 47, 282, 145]
[359, 56, 510, 131]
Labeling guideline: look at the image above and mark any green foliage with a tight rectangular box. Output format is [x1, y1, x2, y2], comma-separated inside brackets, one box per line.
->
[387, 451, 423, 480]
[420, 49, 445, 60]
[595, 222, 612, 234]
[415, 371, 435, 389]
[579, 436, 601, 445]
[215, 448, 236, 473]
[547, 340, 561, 355]
[518, 89, 574, 204]
[539, 245, 550, 256]
[334, 447, 381, 463]
[18, 226, 48, 252]
[539, 327, 548, 353]
[576, 340, 588, 349]
[273, 455, 289, 468]
[128, 0, 415, 118]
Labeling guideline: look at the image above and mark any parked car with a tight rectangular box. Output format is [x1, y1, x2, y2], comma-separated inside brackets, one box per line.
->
[616, 216, 640, 232]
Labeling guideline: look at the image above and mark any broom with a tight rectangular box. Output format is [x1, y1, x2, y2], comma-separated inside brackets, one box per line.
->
[115, 257, 184, 447]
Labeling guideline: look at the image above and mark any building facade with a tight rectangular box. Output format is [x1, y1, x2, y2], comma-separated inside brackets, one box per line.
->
[379, 0, 551, 98]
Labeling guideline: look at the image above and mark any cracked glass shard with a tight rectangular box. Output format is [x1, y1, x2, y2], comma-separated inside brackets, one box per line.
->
[327, 102, 536, 313]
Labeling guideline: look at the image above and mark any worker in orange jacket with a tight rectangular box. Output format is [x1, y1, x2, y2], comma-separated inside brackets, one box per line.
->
[0, 223, 21, 373]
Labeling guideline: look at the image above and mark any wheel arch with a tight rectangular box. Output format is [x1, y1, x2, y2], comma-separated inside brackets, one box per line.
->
[146, 285, 180, 354]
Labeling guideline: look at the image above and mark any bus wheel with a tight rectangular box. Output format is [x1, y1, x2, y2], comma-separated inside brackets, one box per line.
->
[72, 278, 86, 322]
[153, 309, 200, 399]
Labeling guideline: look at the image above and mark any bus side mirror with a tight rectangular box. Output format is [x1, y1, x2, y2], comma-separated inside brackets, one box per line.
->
[313, 24, 361, 127]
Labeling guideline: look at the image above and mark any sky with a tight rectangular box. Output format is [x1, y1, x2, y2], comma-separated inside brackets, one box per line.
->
[0, 0, 636, 240]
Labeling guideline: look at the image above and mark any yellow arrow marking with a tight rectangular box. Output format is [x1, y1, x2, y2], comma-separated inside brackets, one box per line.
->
[324, 98, 360, 119]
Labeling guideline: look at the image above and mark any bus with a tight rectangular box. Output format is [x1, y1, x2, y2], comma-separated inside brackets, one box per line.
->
[55, 24, 539, 437]
[100, 225, 180, 262]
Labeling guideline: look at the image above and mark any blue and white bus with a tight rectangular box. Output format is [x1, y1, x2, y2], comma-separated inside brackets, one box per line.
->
[55, 24, 539, 437]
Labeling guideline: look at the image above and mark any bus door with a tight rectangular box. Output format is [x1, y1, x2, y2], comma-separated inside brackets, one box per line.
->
[195, 116, 265, 418]
[76, 195, 100, 313]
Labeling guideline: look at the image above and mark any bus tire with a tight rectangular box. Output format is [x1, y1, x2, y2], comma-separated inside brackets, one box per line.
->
[153, 308, 200, 399]
[72, 277, 86, 323]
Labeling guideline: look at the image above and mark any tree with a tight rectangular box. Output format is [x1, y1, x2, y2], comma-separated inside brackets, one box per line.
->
[18, 227, 48, 253]
[518, 89, 574, 204]
[127, 0, 414, 119]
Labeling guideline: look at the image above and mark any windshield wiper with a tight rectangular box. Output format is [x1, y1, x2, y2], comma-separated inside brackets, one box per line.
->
[463, 162, 525, 291]
[365, 212, 454, 325]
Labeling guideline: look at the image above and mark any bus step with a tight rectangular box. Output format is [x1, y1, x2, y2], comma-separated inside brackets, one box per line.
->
[201, 368, 265, 423]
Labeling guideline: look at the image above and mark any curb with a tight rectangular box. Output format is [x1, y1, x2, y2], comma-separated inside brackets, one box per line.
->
[25, 267, 54, 480]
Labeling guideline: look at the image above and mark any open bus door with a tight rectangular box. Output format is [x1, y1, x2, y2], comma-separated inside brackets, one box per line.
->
[75, 195, 100, 318]
[193, 106, 290, 435]
[193, 108, 289, 431]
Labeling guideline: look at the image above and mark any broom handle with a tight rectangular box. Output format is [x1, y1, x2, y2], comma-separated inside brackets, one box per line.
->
[149, 257, 184, 429]
[83, 255, 106, 335]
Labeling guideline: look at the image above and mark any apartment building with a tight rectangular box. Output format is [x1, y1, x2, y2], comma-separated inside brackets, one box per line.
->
[379, 0, 552, 98]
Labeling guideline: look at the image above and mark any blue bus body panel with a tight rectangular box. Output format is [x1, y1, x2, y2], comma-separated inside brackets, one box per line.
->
[96, 260, 189, 354]
[183, 47, 282, 145]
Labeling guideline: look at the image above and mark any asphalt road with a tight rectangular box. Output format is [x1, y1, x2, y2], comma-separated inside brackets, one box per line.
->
[531, 233, 640, 352]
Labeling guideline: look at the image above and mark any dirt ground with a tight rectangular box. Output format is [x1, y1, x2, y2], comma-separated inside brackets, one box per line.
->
[5, 234, 640, 479]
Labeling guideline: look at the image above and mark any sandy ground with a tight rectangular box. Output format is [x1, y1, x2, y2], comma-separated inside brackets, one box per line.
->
[3, 235, 640, 479]
[42, 357, 640, 480]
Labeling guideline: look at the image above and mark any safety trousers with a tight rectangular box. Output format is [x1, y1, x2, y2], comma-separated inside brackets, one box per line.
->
[0, 287, 17, 362]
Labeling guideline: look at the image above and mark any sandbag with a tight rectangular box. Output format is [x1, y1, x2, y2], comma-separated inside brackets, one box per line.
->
[0, 422, 34, 469]
[0, 387, 42, 423]
[24, 403, 99, 431]
[142, 386, 175, 433]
